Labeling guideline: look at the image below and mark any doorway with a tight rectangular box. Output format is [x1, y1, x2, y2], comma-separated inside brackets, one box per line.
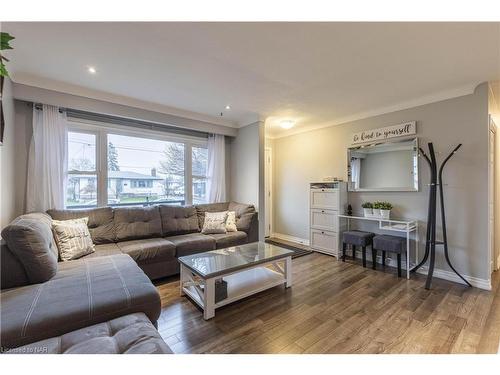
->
[265, 147, 272, 238]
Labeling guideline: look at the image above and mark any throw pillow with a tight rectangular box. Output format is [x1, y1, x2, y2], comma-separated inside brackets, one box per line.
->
[226, 211, 237, 232]
[201, 211, 228, 234]
[52, 217, 95, 261]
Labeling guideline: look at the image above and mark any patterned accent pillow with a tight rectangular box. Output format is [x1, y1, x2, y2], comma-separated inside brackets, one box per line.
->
[52, 217, 95, 261]
[201, 211, 228, 234]
[226, 211, 237, 232]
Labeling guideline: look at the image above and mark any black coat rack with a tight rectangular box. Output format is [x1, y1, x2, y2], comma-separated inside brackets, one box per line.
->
[410, 142, 472, 289]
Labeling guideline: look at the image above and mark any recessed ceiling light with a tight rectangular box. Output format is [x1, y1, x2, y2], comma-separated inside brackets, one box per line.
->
[87, 66, 97, 74]
[280, 120, 295, 129]
[225, 105, 231, 110]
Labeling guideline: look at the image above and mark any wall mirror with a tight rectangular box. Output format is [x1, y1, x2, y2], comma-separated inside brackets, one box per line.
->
[348, 137, 419, 192]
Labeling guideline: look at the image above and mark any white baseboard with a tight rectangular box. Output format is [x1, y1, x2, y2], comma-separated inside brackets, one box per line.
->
[270, 232, 310, 246]
[269, 235, 491, 290]
[369, 253, 491, 290]
[416, 267, 491, 291]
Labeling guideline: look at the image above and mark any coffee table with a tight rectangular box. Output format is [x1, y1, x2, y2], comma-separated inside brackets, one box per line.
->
[178, 242, 293, 319]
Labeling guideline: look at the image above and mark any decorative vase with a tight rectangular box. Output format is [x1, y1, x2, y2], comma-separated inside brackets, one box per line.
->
[380, 209, 391, 219]
[363, 208, 373, 217]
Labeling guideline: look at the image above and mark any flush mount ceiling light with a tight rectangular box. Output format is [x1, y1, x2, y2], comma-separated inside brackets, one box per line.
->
[87, 66, 97, 74]
[280, 120, 295, 129]
[225, 105, 231, 110]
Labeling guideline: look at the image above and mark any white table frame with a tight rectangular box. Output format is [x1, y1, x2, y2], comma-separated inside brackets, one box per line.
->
[338, 215, 419, 279]
[180, 256, 292, 320]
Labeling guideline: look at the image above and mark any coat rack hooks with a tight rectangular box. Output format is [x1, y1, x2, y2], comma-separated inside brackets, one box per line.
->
[411, 142, 471, 289]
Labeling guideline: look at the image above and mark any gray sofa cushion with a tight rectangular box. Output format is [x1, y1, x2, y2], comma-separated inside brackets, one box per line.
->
[1, 213, 58, 285]
[1, 244, 29, 290]
[209, 231, 248, 249]
[7, 313, 172, 354]
[0, 254, 161, 350]
[195, 202, 230, 229]
[159, 205, 199, 236]
[228, 202, 256, 233]
[168, 233, 216, 257]
[117, 238, 176, 263]
[47, 207, 115, 244]
[114, 207, 162, 241]
[87, 243, 123, 258]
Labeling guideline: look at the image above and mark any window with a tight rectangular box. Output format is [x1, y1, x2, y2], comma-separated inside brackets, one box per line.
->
[66, 132, 98, 208]
[65, 124, 207, 209]
[192, 146, 208, 204]
[107, 133, 185, 206]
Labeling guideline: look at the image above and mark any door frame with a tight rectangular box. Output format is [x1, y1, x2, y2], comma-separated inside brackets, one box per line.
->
[488, 116, 498, 272]
[265, 147, 273, 237]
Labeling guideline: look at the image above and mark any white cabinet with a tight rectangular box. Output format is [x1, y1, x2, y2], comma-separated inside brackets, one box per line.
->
[309, 182, 347, 256]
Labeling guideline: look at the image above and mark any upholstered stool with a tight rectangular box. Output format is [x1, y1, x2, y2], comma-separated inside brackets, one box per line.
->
[372, 234, 406, 277]
[342, 230, 375, 267]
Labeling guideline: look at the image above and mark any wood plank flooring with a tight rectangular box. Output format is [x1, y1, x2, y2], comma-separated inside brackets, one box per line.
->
[155, 253, 500, 354]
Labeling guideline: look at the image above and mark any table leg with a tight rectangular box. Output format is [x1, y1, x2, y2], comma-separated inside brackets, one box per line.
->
[203, 278, 216, 320]
[406, 227, 410, 280]
[179, 263, 186, 296]
[285, 256, 293, 288]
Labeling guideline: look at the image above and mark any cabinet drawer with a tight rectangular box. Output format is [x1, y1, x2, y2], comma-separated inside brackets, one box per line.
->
[310, 209, 338, 231]
[310, 189, 338, 210]
[310, 229, 338, 255]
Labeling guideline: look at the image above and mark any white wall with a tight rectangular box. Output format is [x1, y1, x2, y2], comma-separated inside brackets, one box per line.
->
[230, 121, 260, 208]
[272, 83, 490, 283]
[230, 120, 265, 239]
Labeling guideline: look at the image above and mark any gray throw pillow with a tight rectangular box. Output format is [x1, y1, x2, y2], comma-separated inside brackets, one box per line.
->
[201, 211, 228, 234]
[52, 217, 95, 261]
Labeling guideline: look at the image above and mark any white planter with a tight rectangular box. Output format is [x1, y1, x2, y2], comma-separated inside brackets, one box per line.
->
[372, 208, 381, 218]
[380, 209, 391, 219]
[363, 208, 373, 217]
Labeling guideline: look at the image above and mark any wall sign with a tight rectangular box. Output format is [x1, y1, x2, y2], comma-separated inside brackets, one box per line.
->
[351, 121, 416, 145]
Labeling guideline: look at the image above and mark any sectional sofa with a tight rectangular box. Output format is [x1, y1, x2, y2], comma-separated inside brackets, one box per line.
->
[0, 201, 257, 353]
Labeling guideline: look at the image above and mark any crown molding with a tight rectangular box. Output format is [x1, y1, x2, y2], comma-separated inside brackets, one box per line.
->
[11, 73, 238, 129]
[267, 83, 479, 140]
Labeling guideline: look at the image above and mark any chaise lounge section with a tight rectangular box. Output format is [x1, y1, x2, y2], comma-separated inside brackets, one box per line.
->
[0, 201, 257, 353]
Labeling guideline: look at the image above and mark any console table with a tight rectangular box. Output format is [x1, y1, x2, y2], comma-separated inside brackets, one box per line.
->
[337, 215, 419, 279]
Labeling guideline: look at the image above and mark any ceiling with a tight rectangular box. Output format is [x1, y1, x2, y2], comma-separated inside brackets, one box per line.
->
[3, 22, 500, 137]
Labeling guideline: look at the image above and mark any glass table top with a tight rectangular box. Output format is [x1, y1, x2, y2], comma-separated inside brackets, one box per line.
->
[177, 242, 293, 278]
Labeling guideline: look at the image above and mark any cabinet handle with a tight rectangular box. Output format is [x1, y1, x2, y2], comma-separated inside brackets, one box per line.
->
[321, 210, 325, 213]
[321, 189, 325, 192]
[321, 231, 325, 234]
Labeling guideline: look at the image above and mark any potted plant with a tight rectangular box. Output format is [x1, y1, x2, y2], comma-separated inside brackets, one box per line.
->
[379, 201, 393, 219]
[372, 201, 382, 218]
[361, 202, 373, 217]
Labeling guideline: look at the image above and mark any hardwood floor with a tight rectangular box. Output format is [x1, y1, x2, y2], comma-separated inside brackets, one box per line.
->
[155, 253, 500, 354]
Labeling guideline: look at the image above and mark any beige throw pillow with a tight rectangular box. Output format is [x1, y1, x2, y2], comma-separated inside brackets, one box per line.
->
[226, 211, 237, 232]
[201, 211, 228, 234]
[52, 217, 95, 261]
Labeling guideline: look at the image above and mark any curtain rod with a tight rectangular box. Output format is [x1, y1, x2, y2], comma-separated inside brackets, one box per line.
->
[33, 103, 65, 113]
[31, 102, 210, 139]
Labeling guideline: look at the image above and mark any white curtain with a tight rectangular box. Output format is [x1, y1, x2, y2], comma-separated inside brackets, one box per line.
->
[26, 105, 68, 212]
[206, 134, 226, 203]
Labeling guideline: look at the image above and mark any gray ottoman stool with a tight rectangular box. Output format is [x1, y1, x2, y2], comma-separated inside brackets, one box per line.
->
[342, 230, 375, 267]
[6, 313, 172, 354]
[372, 234, 406, 277]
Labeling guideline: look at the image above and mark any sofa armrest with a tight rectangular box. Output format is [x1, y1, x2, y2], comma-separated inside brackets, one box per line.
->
[246, 212, 259, 243]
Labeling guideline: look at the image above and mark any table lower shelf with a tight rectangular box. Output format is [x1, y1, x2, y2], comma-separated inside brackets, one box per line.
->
[182, 266, 286, 310]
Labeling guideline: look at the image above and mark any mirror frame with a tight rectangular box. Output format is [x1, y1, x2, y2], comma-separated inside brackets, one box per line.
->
[347, 137, 419, 192]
